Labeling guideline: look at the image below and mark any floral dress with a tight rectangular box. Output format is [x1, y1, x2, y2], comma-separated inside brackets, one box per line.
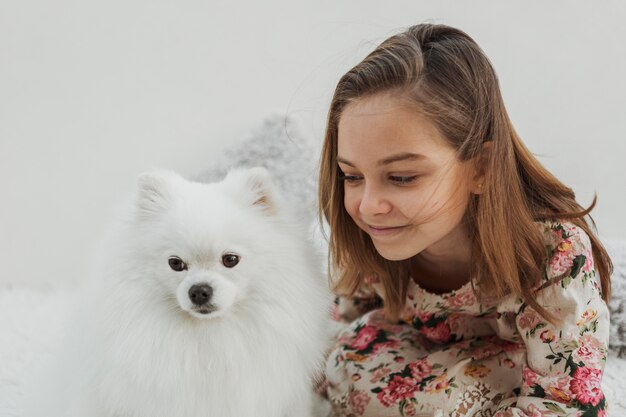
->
[324, 221, 609, 417]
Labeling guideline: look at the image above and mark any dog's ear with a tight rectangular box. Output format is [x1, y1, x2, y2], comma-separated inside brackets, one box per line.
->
[136, 170, 183, 216]
[222, 167, 277, 215]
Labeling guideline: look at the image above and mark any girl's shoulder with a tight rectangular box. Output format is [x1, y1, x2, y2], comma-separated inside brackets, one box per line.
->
[538, 219, 593, 257]
[536, 219, 598, 290]
[496, 218, 604, 316]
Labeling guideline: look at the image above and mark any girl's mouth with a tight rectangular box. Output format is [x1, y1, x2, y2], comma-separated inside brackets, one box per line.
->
[366, 224, 407, 237]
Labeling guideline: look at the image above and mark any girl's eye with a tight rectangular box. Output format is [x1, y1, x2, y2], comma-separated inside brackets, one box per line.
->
[339, 174, 418, 185]
[338, 174, 363, 184]
[222, 253, 240, 268]
[168, 256, 187, 272]
[389, 175, 419, 185]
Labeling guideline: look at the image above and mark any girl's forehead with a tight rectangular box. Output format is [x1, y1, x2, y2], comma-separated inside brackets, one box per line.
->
[337, 95, 453, 164]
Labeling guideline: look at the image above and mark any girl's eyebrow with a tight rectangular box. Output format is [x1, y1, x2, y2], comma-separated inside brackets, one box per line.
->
[337, 152, 426, 167]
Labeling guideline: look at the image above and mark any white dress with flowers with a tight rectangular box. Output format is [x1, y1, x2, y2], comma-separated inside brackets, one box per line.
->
[324, 221, 609, 417]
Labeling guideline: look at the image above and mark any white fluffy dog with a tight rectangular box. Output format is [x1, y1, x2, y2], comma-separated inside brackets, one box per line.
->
[21, 167, 330, 417]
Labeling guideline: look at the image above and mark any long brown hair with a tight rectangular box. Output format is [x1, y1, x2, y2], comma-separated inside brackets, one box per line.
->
[318, 23, 612, 321]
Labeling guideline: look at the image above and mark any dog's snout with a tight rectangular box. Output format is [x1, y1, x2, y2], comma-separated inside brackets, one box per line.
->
[188, 284, 213, 306]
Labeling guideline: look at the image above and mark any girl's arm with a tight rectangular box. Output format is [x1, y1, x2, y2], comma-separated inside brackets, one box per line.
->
[495, 222, 609, 416]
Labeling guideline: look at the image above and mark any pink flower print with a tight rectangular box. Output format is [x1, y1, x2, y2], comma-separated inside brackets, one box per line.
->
[549, 247, 573, 277]
[569, 366, 604, 406]
[387, 375, 418, 400]
[522, 365, 539, 389]
[372, 339, 401, 354]
[416, 311, 434, 324]
[540, 329, 555, 343]
[469, 337, 510, 360]
[470, 344, 499, 361]
[376, 388, 397, 408]
[348, 389, 371, 415]
[447, 288, 475, 308]
[549, 228, 564, 244]
[408, 358, 433, 381]
[573, 335, 605, 369]
[349, 325, 379, 351]
[517, 309, 543, 331]
[376, 375, 418, 407]
[370, 367, 392, 383]
[421, 321, 452, 344]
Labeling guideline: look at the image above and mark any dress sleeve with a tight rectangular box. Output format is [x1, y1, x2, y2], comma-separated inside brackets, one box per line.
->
[315, 276, 384, 398]
[495, 222, 610, 417]
[330, 275, 384, 324]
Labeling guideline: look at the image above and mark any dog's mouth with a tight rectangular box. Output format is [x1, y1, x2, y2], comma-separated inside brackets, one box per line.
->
[192, 304, 218, 315]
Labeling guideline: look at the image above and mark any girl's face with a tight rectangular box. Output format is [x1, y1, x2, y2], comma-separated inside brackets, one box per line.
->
[337, 93, 478, 262]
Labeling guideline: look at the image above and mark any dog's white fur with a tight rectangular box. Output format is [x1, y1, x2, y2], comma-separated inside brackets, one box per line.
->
[21, 167, 330, 417]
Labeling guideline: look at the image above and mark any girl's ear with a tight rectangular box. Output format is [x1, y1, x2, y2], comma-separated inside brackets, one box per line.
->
[470, 141, 492, 195]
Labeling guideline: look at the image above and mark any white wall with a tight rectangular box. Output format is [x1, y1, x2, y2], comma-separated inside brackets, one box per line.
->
[1, 0, 625, 289]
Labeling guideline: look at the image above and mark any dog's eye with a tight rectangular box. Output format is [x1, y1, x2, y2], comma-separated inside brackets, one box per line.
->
[168, 256, 187, 271]
[222, 254, 240, 268]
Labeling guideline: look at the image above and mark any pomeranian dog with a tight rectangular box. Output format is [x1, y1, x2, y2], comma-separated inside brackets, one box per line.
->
[21, 167, 330, 417]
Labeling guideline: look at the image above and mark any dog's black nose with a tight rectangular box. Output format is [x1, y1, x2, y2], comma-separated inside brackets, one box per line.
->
[188, 284, 213, 306]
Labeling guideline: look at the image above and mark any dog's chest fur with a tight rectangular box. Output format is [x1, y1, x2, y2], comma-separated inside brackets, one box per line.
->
[93, 297, 315, 417]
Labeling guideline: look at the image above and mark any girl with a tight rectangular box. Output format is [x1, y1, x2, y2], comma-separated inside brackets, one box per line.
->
[318, 24, 611, 417]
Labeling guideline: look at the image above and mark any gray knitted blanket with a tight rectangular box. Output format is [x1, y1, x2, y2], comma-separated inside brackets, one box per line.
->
[607, 238, 626, 355]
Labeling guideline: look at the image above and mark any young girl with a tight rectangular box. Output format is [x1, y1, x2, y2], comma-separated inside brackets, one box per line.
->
[317, 24, 612, 417]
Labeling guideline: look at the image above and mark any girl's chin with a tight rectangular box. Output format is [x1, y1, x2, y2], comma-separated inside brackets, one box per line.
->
[371, 241, 420, 262]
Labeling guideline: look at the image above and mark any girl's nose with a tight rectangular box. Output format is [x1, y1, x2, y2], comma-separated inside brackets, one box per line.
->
[359, 185, 392, 216]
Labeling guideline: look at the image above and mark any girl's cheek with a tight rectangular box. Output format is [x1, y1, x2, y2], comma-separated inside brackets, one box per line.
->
[343, 191, 360, 218]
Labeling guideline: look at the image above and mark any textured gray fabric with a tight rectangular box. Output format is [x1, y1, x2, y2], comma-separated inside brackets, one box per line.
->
[195, 113, 319, 223]
[606, 238, 626, 356]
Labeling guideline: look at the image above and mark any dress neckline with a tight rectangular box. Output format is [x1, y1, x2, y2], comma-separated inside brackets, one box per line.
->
[409, 275, 474, 299]
[409, 276, 472, 299]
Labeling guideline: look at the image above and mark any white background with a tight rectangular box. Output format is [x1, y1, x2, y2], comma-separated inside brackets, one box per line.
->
[1, 0, 625, 289]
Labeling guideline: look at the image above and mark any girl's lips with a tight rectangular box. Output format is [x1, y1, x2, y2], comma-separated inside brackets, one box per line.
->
[366, 224, 407, 237]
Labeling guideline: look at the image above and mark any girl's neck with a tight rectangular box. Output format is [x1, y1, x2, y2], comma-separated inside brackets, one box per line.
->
[409, 222, 473, 294]
[409, 256, 471, 294]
